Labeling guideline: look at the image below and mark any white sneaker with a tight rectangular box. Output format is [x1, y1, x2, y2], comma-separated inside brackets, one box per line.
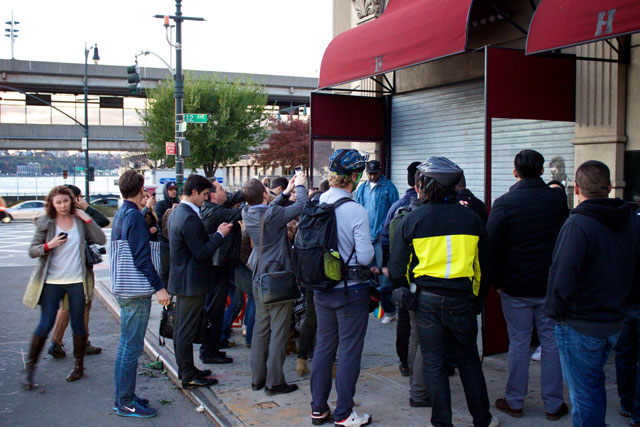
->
[334, 410, 372, 427]
[531, 345, 541, 361]
[381, 313, 396, 324]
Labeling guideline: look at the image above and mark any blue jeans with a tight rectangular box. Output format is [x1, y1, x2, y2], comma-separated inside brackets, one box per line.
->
[244, 293, 255, 345]
[615, 305, 640, 423]
[372, 238, 395, 315]
[34, 283, 86, 337]
[311, 287, 370, 421]
[416, 291, 491, 427]
[555, 323, 620, 427]
[221, 283, 244, 345]
[114, 296, 151, 407]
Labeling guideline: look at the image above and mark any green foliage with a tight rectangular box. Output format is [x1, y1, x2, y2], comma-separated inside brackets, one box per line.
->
[141, 73, 269, 177]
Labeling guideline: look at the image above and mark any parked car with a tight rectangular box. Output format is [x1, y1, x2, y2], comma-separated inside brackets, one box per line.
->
[3, 200, 46, 223]
[90, 196, 119, 207]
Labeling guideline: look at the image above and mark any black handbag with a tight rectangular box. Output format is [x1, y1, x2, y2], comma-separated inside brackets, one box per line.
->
[256, 212, 301, 305]
[85, 242, 104, 266]
[159, 300, 176, 346]
[159, 298, 208, 346]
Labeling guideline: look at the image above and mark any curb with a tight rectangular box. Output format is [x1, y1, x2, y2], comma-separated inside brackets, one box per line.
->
[94, 280, 236, 427]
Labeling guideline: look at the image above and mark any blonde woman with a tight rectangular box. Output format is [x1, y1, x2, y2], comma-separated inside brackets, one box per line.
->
[22, 186, 106, 388]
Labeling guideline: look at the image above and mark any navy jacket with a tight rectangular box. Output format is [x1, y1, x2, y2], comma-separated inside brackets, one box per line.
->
[167, 203, 224, 296]
[381, 187, 417, 267]
[111, 200, 165, 292]
[545, 198, 640, 337]
[486, 177, 569, 297]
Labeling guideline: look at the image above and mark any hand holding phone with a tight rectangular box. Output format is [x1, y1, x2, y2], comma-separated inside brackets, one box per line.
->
[48, 232, 68, 250]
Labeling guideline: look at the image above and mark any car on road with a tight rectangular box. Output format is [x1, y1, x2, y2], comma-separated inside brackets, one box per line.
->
[90, 196, 119, 207]
[2, 200, 46, 223]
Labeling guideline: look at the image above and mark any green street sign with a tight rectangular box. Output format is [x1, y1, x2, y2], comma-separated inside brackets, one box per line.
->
[183, 113, 208, 123]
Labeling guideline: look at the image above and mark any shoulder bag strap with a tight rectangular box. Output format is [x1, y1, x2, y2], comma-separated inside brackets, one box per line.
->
[257, 211, 266, 274]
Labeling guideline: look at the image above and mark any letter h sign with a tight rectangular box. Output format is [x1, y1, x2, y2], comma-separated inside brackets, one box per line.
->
[595, 9, 616, 37]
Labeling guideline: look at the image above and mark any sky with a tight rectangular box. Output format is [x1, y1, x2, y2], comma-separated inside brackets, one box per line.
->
[0, 1, 334, 78]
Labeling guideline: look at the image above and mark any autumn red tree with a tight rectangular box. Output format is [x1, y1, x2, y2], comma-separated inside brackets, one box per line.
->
[254, 116, 309, 172]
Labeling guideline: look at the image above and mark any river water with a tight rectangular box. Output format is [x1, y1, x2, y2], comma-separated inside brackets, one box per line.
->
[0, 175, 120, 198]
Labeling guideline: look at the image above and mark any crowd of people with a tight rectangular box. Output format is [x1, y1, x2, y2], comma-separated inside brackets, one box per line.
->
[19, 148, 640, 427]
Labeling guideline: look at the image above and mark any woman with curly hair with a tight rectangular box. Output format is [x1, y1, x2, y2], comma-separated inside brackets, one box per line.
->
[22, 185, 106, 388]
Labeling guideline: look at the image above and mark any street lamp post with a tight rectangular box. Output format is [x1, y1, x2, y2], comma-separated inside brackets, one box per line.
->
[84, 43, 100, 200]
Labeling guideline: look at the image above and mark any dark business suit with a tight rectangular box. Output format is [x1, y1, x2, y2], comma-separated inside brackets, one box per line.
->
[167, 203, 224, 382]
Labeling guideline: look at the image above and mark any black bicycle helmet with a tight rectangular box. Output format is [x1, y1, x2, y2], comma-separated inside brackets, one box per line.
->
[417, 156, 463, 189]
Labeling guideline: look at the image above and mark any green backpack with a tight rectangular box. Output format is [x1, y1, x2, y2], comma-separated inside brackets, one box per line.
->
[388, 205, 412, 252]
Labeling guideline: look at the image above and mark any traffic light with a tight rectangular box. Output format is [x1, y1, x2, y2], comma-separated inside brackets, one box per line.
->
[127, 62, 141, 94]
[63, 170, 68, 179]
[87, 167, 95, 182]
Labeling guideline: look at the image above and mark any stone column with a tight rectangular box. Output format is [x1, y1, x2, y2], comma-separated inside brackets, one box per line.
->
[572, 41, 627, 201]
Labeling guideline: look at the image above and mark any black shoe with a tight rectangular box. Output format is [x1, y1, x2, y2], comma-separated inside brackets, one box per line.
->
[85, 341, 102, 355]
[251, 382, 265, 391]
[196, 369, 212, 378]
[409, 398, 431, 407]
[47, 341, 66, 358]
[182, 376, 218, 388]
[265, 383, 298, 395]
[311, 409, 333, 425]
[200, 355, 233, 364]
[399, 363, 409, 377]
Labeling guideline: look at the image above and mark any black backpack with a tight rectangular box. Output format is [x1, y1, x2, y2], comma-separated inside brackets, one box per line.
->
[292, 196, 354, 291]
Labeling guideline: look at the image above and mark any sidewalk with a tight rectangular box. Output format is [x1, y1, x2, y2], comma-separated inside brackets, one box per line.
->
[0, 264, 213, 427]
[93, 265, 628, 427]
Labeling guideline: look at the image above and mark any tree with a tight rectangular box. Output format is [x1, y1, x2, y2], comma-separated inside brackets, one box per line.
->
[254, 116, 310, 173]
[140, 73, 269, 177]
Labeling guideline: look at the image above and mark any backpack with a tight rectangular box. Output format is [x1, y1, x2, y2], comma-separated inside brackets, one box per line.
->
[388, 205, 412, 252]
[292, 196, 354, 291]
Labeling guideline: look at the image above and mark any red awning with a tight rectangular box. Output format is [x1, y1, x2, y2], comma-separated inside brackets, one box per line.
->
[318, 0, 473, 89]
[526, 0, 640, 54]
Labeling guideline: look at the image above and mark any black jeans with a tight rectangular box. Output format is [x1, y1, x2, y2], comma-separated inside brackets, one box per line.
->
[298, 288, 317, 360]
[396, 307, 410, 366]
[416, 291, 491, 427]
[615, 304, 640, 423]
[200, 266, 230, 358]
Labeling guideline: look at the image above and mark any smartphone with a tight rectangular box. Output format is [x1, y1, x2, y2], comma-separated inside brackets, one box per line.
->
[58, 232, 68, 239]
[294, 166, 303, 177]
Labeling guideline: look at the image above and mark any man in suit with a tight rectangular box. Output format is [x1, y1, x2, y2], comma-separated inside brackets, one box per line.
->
[199, 179, 243, 363]
[168, 174, 232, 388]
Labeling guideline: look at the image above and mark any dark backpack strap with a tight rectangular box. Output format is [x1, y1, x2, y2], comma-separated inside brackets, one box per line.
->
[332, 197, 354, 209]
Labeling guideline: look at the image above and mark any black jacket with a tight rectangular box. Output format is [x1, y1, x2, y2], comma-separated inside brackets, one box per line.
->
[389, 200, 488, 298]
[486, 177, 569, 297]
[545, 198, 640, 337]
[154, 183, 179, 243]
[167, 203, 224, 296]
[457, 189, 488, 225]
[85, 205, 110, 228]
[200, 200, 242, 268]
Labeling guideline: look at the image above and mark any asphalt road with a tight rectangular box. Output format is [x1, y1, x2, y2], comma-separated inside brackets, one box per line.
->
[0, 222, 213, 426]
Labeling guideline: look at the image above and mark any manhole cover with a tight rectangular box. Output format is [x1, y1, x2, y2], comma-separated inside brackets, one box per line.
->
[256, 401, 279, 409]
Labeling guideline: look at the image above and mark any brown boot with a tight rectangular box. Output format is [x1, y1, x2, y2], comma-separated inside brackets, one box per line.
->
[66, 335, 87, 382]
[22, 335, 46, 389]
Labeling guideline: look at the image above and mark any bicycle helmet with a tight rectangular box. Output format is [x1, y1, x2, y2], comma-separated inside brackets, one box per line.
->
[329, 149, 366, 175]
[417, 157, 463, 189]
